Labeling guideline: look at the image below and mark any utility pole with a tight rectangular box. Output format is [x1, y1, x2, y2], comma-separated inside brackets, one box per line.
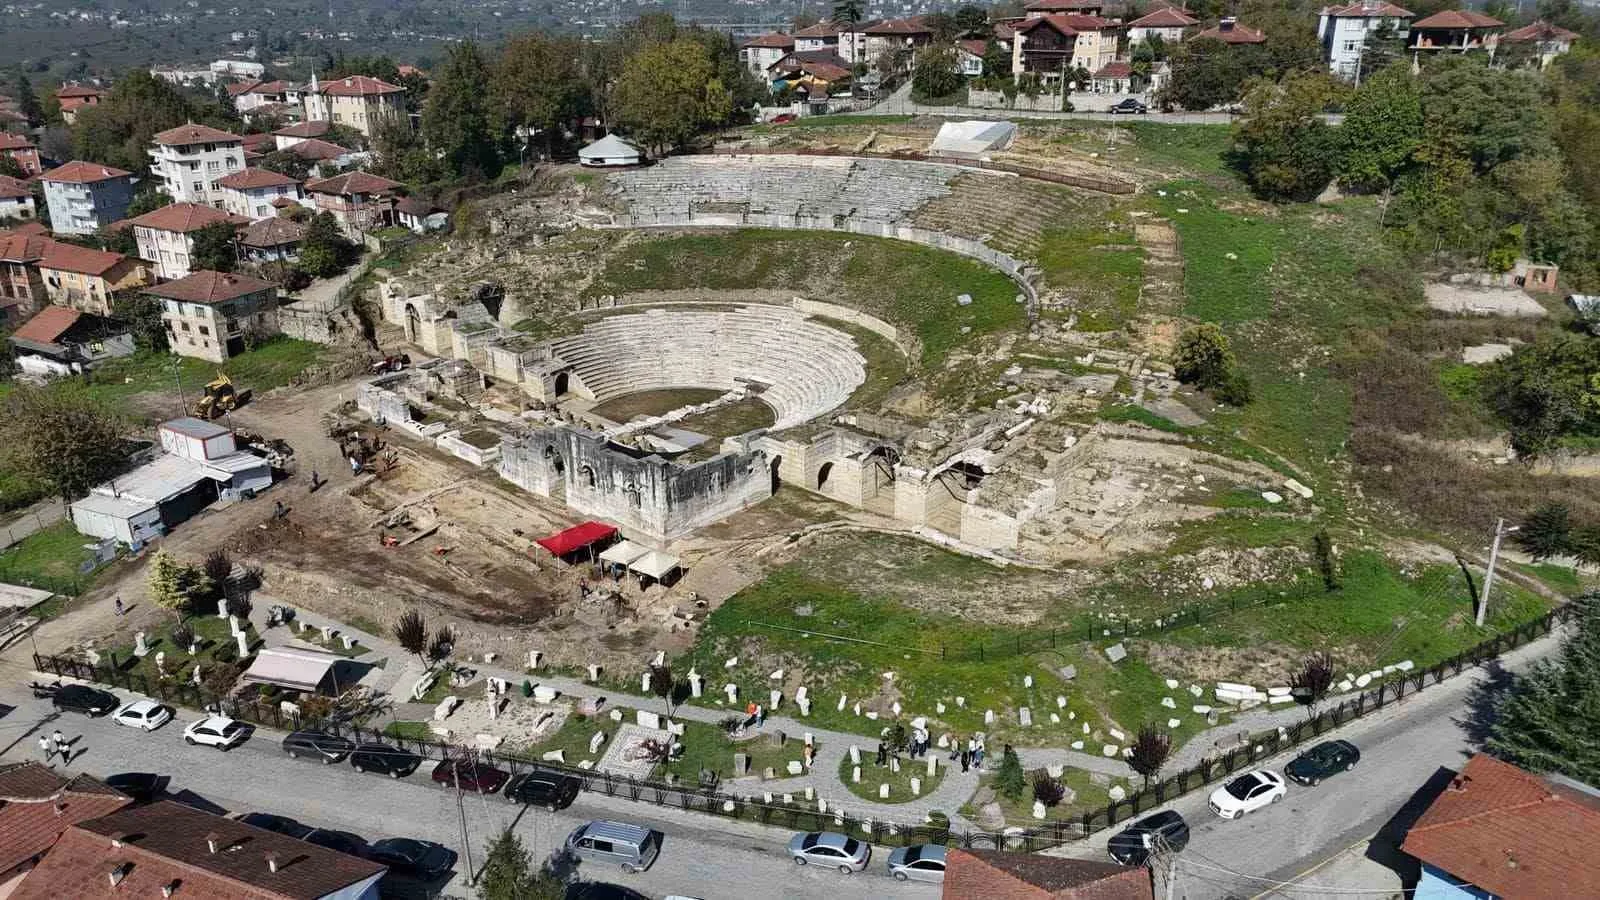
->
[1147, 832, 1180, 900]
[451, 752, 476, 884]
[1478, 518, 1518, 627]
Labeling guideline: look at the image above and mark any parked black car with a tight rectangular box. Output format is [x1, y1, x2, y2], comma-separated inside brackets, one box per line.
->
[305, 828, 368, 857]
[366, 837, 458, 879]
[282, 730, 356, 764]
[504, 771, 581, 811]
[51, 684, 119, 716]
[1107, 811, 1190, 866]
[237, 812, 315, 840]
[1110, 98, 1148, 115]
[104, 772, 164, 805]
[1284, 739, 1360, 786]
[350, 743, 422, 778]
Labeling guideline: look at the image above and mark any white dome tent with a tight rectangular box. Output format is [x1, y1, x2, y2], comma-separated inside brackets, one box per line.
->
[578, 134, 645, 168]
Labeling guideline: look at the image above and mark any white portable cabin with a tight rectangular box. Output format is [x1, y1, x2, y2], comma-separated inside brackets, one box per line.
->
[159, 417, 237, 462]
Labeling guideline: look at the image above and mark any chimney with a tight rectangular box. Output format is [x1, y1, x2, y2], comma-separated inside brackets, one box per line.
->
[1220, 16, 1236, 31]
[265, 851, 280, 873]
[55, 799, 67, 816]
[1449, 774, 1472, 793]
[162, 881, 179, 898]
[109, 831, 126, 847]
[205, 832, 220, 854]
[108, 862, 132, 887]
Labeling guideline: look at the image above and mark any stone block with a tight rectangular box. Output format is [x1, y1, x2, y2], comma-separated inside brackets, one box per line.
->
[735, 753, 750, 776]
[589, 732, 606, 753]
[1104, 643, 1127, 663]
[1103, 744, 1119, 757]
[541, 749, 565, 763]
[635, 710, 661, 730]
[879, 784, 890, 799]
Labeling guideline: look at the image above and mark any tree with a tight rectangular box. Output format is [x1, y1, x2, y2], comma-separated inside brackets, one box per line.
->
[478, 828, 564, 900]
[1160, 38, 1250, 111]
[225, 592, 253, 622]
[995, 744, 1027, 799]
[422, 42, 502, 180]
[189, 222, 238, 273]
[493, 34, 587, 160]
[1312, 530, 1340, 592]
[1173, 323, 1235, 391]
[1518, 503, 1573, 560]
[1336, 64, 1422, 193]
[649, 663, 676, 715]
[427, 625, 455, 665]
[1, 383, 126, 505]
[1032, 771, 1066, 807]
[296, 212, 355, 279]
[370, 111, 442, 184]
[393, 610, 428, 666]
[147, 552, 211, 621]
[72, 70, 221, 174]
[203, 549, 234, 590]
[1484, 335, 1600, 459]
[0, 154, 23, 180]
[912, 46, 964, 102]
[1418, 56, 1549, 175]
[171, 622, 196, 651]
[111, 291, 167, 351]
[1487, 596, 1600, 783]
[1291, 652, 1336, 713]
[612, 39, 731, 154]
[1230, 70, 1341, 202]
[11, 72, 42, 127]
[1128, 725, 1171, 786]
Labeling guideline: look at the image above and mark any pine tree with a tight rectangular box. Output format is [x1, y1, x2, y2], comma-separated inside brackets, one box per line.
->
[995, 744, 1027, 800]
[1488, 597, 1600, 783]
[148, 552, 191, 620]
[1517, 503, 1572, 561]
[478, 828, 563, 900]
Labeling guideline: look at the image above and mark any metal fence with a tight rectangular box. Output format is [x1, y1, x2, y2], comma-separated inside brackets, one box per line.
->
[30, 599, 1578, 852]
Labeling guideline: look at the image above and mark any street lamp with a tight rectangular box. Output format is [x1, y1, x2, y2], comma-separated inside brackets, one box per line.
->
[1477, 518, 1520, 627]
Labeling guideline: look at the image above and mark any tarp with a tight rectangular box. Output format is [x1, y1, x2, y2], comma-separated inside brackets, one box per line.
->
[535, 521, 618, 557]
[629, 550, 681, 580]
[598, 539, 649, 567]
[241, 646, 343, 693]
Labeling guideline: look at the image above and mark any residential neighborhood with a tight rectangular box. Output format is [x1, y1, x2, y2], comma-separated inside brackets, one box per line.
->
[0, 2, 1599, 900]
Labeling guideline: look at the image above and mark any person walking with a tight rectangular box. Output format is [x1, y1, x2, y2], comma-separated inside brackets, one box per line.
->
[38, 735, 52, 762]
[960, 748, 971, 773]
[876, 741, 887, 766]
[113, 596, 124, 617]
[51, 730, 67, 763]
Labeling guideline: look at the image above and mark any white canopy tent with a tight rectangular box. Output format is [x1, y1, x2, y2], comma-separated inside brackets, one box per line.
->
[241, 646, 347, 694]
[598, 539, 650, 567]
[579, 134, 644, 168]
[629, 550, 682, 582]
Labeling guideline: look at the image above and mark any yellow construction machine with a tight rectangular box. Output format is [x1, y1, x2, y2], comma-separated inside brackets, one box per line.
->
[194, 372, 242, 420]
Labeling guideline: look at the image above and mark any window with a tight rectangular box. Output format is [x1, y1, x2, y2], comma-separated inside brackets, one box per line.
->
[198, 325, 210, 336]
[191, 181, 203, 194]
[590, 840, 613, 853]
[181, 322, 191, 332]
[207, 160, 220, 172]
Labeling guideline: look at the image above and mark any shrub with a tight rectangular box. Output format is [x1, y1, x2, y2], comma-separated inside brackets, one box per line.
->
[1032, 772, 1066, 807]
[1174, 324, 1234, 391]
[995, 745, 1027, 800]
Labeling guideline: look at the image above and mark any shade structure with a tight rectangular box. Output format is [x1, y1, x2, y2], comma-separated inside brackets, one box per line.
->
[535, 521, 618, 557]
[629, 550, 681, 580]
[598, 539, 649, 567]
[241, 646, 343, 693]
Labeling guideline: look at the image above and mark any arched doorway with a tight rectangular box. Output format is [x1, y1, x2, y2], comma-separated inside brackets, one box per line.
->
[404, 303, 421, 343]
[554, 372, 570, 397]
[770, 455, 783, 494]
[579, 465, 596, 489]
[543, 445, 565, 475]
[816, 461, 834, 491]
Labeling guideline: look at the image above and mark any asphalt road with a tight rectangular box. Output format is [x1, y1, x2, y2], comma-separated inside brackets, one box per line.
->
[1058, 632, 1559, 899]
[0, 680, 939, 900]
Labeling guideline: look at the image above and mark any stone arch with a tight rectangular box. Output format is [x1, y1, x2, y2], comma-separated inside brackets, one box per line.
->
[579, 464, 596, 489]
[816, 461, 834, 491]
[623, 481, 642, 508]
[543, 444, 565, 474]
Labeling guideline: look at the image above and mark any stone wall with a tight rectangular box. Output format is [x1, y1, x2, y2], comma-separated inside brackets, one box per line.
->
[966, 89, 1067, 112]
[791, 298, 899, 344]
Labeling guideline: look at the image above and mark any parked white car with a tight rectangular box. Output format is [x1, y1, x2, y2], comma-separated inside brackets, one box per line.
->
[1207, 770, 1287, 819]
[183, 715, 248, 750]
[112, 699, 173, 731]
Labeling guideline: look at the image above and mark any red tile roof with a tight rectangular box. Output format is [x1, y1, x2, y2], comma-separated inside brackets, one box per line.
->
[1025, 0, 1107, 9]
[743, 31, 795, 49]
[318, 75, 404, 97]
[1412, 10, 1502, 28]
[9, 800, 386, 900]
[959, 38, 991, 56]
[1502, 20, 1579, 41]
[794, 21, 841, 37]
[0, 174, 28, 200]
[241, 133, 277, 151]
[39, 242, 130, 276]
[129, 202, 250, 233]
[994, 20, 1019, 39]
[946, 849, 1153, 899]
[1127, 6, 1200, 27]
[144, 270, 276, 304]
[1400, 755, 1600, 900]
[226, 80, 260, 97]
[218, 167, 300, 190]
[273, 120, 331, 139]
[286, 138, 350, 161]
[1322, 1, 1414, 17]
[245, 80, 294, 95]
[10, 304, 83, 345]
[0, 231, 51, 263]
[55, 84, 104, 99]
[1196, 21, 1268, 42]
[1095, 61, 1134, 78]
[41, 160, 132, 184]
[152, 123, 243, 146]
[0, 763, 131, 878]
[0, 133, 36, 151]
[305, 170, 402, 196]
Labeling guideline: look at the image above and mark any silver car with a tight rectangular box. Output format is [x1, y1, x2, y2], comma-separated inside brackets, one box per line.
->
[886, 843, 946, 882]
[788, 831, 871, 874]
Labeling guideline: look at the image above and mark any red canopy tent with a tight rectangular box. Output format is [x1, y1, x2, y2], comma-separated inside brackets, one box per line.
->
[535, 521, 618, 557]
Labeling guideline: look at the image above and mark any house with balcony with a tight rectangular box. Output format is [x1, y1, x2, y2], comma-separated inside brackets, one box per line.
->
[0, 227, 50, 326]
[129, 202, 250, 280]
[301, 74, 406, 137]
[149, 270, 280, 362]
[0, 176, 34, 224]
[238, 216, 306, 263]
[38, 242, 150, 315]
[1319, 0, 1415, 80]
[0, 133, 42, 177]
[742, 32, 795, 77]
[229, 79, 294, 113]
[41, 161, 136, 236]
[864, 18, 935, 67]
[1024, 0, 1112, 17]
[305, 170, 402, 238]
[794, 21, 842, 53]
[1408, 10, 1502, 55]
[147, 122, 246, 207]
[1012, 14, 1120, 81]
[1500, 20, 1579, 68]
[55, 84, 104, 124]
[1127, 6, 1201, 46]
[217, 167, 304, 219]
[8, 305, 135, 378]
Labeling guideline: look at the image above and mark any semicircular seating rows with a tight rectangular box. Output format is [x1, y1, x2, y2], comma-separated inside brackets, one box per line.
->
[551, 306, 866, 431]
[610, 155, 964, 222]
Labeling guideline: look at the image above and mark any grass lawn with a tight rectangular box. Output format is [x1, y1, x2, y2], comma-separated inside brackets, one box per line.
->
[835, 751, 948, 804]
[675, 397, 775, 438]
[506, 705, 617, 764]
[592, 389, 725, 422]
[383, 720, 433, 741]
[67, 338, 329, 420]
[113, 613, 261, 684]
[0, 521, 113, 596]
[664, 719, 811, 783]
[586, 230, 1024, 369]
[959, 765, 1137, 828]
[1512, 562, 1587, 598]
[0, 468, 51, 517]
[1034, 226, 1144, 331]
[818, 318, 909, 412]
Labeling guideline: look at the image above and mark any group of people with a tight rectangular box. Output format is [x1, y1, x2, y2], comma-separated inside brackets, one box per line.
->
[869, 729, 989, 773]
[37, 729, 74, 765]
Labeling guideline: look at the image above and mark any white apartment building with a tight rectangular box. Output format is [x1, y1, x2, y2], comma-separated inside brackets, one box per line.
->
[148, 123, 246, 208]
[217, 168, 304, 220]
[40, 161, 136, 237]
[129, 202, 249, 281]
[1319, 0, 1415, 80]
[301, 74, 407, 137]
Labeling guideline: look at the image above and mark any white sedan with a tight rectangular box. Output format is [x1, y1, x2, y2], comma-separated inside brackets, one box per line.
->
[1207, 769, 1287, 819]
[111, 699, 173, 731]
[183, 715, 249, 750]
